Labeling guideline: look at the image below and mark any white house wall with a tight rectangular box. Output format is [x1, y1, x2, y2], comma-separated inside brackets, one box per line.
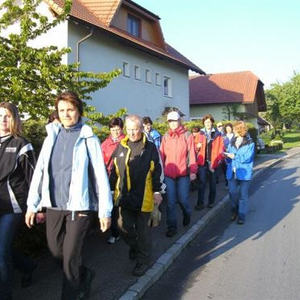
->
[67, 21, 190, 120]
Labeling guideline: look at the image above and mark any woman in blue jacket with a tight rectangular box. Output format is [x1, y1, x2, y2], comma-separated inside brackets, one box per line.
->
[225, 121, 255, 224]
[25, 92, 113, 299]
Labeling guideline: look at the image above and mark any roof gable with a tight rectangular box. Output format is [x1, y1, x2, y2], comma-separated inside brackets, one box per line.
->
[79, 0, 121, 26]
[190, 71, 266, 111]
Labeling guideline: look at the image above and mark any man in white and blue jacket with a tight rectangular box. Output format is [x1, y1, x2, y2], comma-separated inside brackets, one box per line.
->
[26, 92, 112, 300]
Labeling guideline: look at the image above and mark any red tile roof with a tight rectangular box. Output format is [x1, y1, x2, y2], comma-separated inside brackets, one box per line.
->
[44, 0, 204, 74]
[190, 71, 266, 111]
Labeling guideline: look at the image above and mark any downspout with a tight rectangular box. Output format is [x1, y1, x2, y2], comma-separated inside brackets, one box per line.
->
[76, 28, 94, 74]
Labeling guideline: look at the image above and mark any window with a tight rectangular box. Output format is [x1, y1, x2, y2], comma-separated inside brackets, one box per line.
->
[122, 62, 130, 77]
[134, 65, 141, 80]
[127, 14, 141, 37]
[145, 69, 151, 83]
[155, 73, 161, 86]
[163, 76, 172, 97]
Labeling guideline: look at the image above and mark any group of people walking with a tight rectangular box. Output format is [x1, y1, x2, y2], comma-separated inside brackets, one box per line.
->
[0, 92, 255, 300]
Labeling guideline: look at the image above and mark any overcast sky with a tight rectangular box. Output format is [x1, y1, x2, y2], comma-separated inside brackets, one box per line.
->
[137, 0, 300, 89]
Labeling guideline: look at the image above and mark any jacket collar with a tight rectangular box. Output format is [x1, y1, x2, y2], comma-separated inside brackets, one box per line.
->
[231, 134, 252, 148]
[120, 133, 147, 148]
[200, 127, 221, 139]
[168, 125, 185, 137]
[110, 133, 125, 143]
[46, 122, 94, 139]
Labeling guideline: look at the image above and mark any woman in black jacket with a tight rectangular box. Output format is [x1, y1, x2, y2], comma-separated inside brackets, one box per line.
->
[0, 102, 36, 300]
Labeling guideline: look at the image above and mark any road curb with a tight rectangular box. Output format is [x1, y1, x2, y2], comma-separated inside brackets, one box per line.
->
[119, 149, 299, 300]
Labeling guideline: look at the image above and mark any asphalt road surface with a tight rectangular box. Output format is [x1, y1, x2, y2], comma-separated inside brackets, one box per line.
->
[142, 153, 300, 300]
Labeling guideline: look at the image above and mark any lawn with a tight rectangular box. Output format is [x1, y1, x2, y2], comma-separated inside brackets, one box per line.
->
[282, 130, 300, 150]
[260, 130, 300, 153]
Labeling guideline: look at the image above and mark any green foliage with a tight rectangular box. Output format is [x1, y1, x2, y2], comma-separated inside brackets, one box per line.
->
[0, 0, 121, 119]
[259, 129, 300, 153]
[22, 118, 47, 154]
[265, 72, 300, 129]
[86, 107, 127, 141]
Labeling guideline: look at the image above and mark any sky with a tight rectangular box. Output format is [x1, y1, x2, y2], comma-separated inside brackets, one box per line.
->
[136, 0, 300, 89]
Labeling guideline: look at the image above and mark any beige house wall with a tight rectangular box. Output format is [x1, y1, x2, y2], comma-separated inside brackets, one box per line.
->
[190, 104, 259, 128]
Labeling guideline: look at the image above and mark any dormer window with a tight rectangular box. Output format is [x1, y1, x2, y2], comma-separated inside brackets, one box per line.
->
[127, 14, 141, 37]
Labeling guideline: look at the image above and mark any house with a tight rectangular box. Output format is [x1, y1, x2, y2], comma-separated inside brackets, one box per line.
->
[37, 0, 204, 119]
[189, 71, 267, 127]
[257, 115, 272, 133]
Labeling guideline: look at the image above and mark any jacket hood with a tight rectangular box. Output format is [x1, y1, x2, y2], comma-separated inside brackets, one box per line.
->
[168, 125, 186, 137]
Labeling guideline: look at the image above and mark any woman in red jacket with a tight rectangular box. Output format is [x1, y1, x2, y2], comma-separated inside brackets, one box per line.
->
[101, 118, 125, 173]
[101, 117, 125, 244]
[195, 114, 224, 210]
[160, 111, 197, 238]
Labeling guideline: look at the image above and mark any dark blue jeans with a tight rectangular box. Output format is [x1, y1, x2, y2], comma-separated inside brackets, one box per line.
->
[228, 177, 251, 220]
[0, 213, 22, 300]
[165, 176, 191, 230]
[197, 164, 217, 206]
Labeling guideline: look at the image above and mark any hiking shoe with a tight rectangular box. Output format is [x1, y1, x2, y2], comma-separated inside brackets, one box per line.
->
[132, 262, 148, 276]
[237, 217, 245, 225]
[166, 228, 177, 237]
[129, 248, 138, 260]
[183, 214, 191, 226]
[231, 212, 238, 221]
[78, 268, 95, 300]
[194, 203, 204, 211]
[207, 202, 215, 209]
[107, 235, 120, 244]
[21, 261, 38, 288]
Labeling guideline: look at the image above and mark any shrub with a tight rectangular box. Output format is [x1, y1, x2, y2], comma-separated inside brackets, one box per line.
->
[23, 119, 47, 155]
[270, 140, 283, 149]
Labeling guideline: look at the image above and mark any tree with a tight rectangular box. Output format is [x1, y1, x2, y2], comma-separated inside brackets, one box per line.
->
[222, 104, 240, 120]
[265, 73, 300, 129]
[0, 0, 121, 119]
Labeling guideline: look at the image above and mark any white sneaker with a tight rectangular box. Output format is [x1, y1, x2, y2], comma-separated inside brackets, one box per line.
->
[107, 235, 120, 244]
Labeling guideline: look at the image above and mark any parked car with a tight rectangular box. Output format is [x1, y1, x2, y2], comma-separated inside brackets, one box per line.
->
[256, 137, 265, 153]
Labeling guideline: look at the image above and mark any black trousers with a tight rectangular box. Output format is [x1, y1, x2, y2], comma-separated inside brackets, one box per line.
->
[118, 207, 151, 264]
[110, 206, 120, 238]
[46, 209, 92, 299]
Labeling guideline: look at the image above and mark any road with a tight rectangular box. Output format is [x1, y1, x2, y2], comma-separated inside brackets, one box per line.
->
[142, 153, 300, 300]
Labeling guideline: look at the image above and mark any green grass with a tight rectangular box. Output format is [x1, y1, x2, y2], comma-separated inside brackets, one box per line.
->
[282, 130, 300, 150]
[259, 130, 300, 154]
